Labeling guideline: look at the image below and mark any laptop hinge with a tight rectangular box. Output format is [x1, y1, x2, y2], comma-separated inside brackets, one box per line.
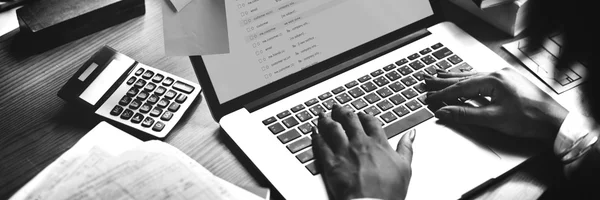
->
[245, 28, 432, 113]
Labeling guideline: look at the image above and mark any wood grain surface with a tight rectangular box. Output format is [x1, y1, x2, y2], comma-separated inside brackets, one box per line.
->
[0, 0, 568, 199]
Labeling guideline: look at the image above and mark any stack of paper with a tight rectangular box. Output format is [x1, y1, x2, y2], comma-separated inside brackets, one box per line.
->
[451, 0, 529, 36]
[9, 122, 269, 200]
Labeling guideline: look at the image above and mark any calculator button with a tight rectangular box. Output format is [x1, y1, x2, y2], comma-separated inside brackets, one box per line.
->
[119, 96, 132, 106]
[142, 70, 154, 79]
[127, 88, 139, 96]
[165, 90, 177, 99]
[110, 105, 124, 116]
[175, 94, 187, 103]
[131, 113, 144, 124]
[150, 108, 163, 117]
[155, 86, 167, 96]
[134, 68, 145, 76]
[153, 122, 165, 132]
[144, 83, 156, 92]
[161, 111, 174, 121]
[163, 77, 174, 86]
[141, 117, 155, 127]
[152, 74, 164, 83]
[157, 98, 170, 108]
[168, 103, 180, 112]
[172, 81, 195, 94]
[137, 91, 149, 100]
[140, 103, 152, 113]
[134, 79, 146, 88]
[129, 100, 142, 109]
[120, 109, 134, 119]
[147, 94, 159, 104]
[126, 77, 137, 85]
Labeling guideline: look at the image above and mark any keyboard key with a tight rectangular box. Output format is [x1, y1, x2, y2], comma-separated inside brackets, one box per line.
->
[126, 77, 136, 85]
[397, 65, 414, 76]
[291, 104, 305, 113]
[335, 93, 353, 104]
[384, 109, 433, 139]
[376, 100, 394, 111]
[363, 106, 381, 116]
[142, 70, 154, 79]
[414, 83, 427, 93]
[287, 137, 311, 153]
[134, 68, 144, 76]
[129, 100, 142, 109]
[311, 118, 319, 126]
[296, 148, 314, 163]
[306, 162, 319, 175]
[389, 94, 407, 105]
[318, 92, 333, 100]
[380, 112, 398, 123]
[309, 105, 327, 115]
[351, 99, 368, 110]
[331, 86, 346, 95]
[175, 94, 187, 103]
[431, 43, 444, 49]
[388, 82, 406, 92]
[406, 100, 422, 111]
[348, 87, 366, 98]
[360, 82, 377, 92]
[419, 48, 432, 55]
[424, 66, 438, 75]
[262, 117, 277, 125]
[400, 76, 418, 87]
[450, 62, 474, 73]
[150, 108, 163, 117]
[417, 95, 427, 105]
[298, 123, 314, 134]
[173, 81, 195, 94]
[305, 98, 319, 106]
[296, 111, 312, 122]
[165, 90, 177, 99]
[134, 79, 146, 88]
[413, 71, 427, 81]
[393, 105, 410, 117]
[277, 110, 292, 119]
[373, 76, 390, 87]
[119, 96, 132, 106]
[421, 55, 436, 65]
[168, 102, 180, 112]
[155, 86, 167, 96]
[395, 58, 409, 66]
[322, 99, 338, 110]
[385, 71, 402, 81]
[141, 117, 155, 127]
[364, 93, 381, 104]
[153, 122, 165, 132]
[268, 123, 285, 134]
[408, 53, 420, 60]
[370, 69, 384, 77]
[121, 109, 134, 120]
[409, 60, 425, 70]
[161, 111, 173, 121]
[343, 104, 355, 112]
[383, 64, 396, 71]
[144, 83, 156, 92]
[358, 75, 371, 83]
[140, 103, 152, 113]
[110, 105, 124, 116]
[282, 116, 300, 128]
[433, 47, 453, 59]
[148, 94, 159, 104]
[137, 91, 149, 100]
[401, 88, 419, 99]
[376, 87, 393, 98]
[448, 55, 463, 64]
[131, 113, 144, 124]
[436, 60, 452, 69]
[345, 80, 359, 88]
[278, 129, 302, 144]
[152, 74, 164, 83]
[163, 77, 174, 86]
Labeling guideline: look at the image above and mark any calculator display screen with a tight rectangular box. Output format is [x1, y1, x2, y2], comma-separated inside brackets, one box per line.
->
[79, 59, 132, 105]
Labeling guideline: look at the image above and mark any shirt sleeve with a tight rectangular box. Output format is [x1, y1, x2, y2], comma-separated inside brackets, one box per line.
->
[351, 198, 383, 200]
[554, 112, 596, 155]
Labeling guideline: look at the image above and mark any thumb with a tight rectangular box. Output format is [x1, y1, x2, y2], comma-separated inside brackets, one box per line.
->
[434, 105, 498, 126]
[396, 129, 416, 163]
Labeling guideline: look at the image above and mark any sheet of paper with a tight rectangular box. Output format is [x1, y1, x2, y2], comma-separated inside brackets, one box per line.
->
[502, 33, 588, 94]
[167, 0, 193, 12]
[162, 0, 229, 56]
[0, 6, 20, 40]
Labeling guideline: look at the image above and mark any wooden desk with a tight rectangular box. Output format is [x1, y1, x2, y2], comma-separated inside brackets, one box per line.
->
[0, 0, 570, 199]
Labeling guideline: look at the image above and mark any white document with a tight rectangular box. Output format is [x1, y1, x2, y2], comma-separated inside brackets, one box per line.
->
[167, 0, 193, 12]
[162, 0, 230, 56]
[0, 6, 20, 40]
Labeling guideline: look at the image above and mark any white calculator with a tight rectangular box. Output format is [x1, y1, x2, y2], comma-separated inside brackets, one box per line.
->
[58, 46, 201, 139]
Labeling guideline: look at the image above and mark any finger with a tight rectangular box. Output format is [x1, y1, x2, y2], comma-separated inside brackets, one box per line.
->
[426, 75, 500, 105]
[318, 112, 350, 153]
[312, 128, 336, 173]
[434, 105, 499, 126]
[396, 129, 416, 164]
[331, 104, 366, 141]
[424, 76, 464, 91]
[358, 112, 387, 144]
[436, 71, 479, 78]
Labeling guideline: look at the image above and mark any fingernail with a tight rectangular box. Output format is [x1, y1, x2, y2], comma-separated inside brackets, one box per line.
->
[435, 109, 451, 119]
[311, 127, 318, 137]
[423, 74, 433, 79]
[409, 129, 416, 142]
[436, 68, 447, 73]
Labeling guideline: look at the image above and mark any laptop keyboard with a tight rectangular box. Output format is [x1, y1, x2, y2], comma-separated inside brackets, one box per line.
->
[262, 42, 474, 175]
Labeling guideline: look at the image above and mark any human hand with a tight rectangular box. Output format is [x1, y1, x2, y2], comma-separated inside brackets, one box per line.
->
[312, 104, 415, 200]
[425, 67, 568, 143]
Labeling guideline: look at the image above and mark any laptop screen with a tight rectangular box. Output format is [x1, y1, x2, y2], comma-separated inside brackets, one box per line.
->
[202, 0, 434, 103]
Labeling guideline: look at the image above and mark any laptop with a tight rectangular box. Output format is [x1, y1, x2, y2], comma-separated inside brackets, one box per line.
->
[190, 0, 537, 199]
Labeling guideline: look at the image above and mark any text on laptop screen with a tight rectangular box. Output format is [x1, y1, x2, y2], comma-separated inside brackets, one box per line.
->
[202, 0, 434, 103]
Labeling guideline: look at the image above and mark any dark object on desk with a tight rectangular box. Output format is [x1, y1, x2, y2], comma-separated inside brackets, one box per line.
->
[13, 0, 145, 54]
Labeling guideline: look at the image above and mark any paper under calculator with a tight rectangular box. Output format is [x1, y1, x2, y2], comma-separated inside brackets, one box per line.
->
[58, 46, 201, 139]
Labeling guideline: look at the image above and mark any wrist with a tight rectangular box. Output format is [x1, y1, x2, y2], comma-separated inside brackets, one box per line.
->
[540, 100, 569, 143]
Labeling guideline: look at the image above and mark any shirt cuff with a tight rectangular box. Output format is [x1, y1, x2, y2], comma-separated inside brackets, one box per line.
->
[554, 112, 596, 156]
[351, 199, 383, 200]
